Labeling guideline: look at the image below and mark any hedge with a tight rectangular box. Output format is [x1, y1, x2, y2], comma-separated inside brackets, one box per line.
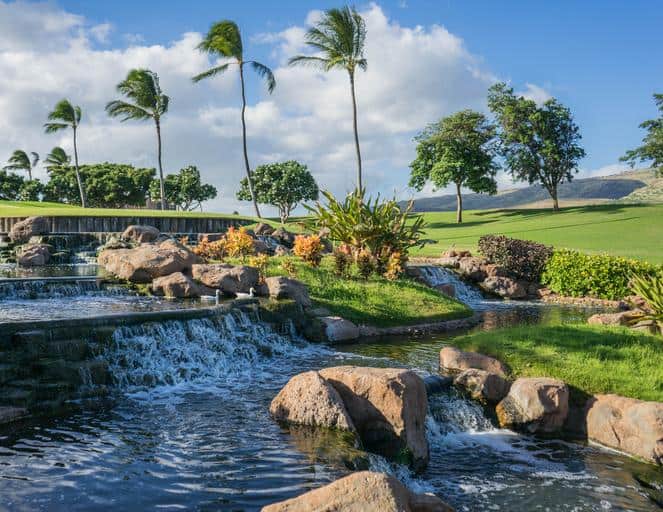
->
[478, 234, 553, 282]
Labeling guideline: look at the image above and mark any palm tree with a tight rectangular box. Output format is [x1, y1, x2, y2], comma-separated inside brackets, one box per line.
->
[289, 6, 367, 190]
[44, 147, 71, 170]
[192, 20, 276, 218]
[44, 99, 86, 207]
[106, 69, 170, 210]
[4, 150, 39, 180]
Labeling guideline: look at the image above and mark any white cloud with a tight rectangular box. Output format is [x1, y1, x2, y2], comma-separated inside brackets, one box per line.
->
[517, 82, 552, 105]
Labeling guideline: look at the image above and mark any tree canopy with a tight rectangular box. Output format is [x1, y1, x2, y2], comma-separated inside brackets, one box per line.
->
[237, 160, 319, 223]
[621, 93, 663, 176]
[149, 165, 217, 211]
[3, 150, 39, 180]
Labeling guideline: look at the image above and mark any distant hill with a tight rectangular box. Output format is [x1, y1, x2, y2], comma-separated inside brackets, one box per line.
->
[403, 169, 661, 212]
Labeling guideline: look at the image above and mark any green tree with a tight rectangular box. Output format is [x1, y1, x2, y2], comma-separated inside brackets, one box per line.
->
[0, 170, 26, 200]
[106, 69, 170, 210]
[409, 110, 498, 223]
[289, 6, 367, 191]
[237, 161, 319, 223]
[44, 99, 86, 207]
[44, 147, 71, 170]
[621, 93, 663, 176]
[19, 179, 44, 201]
[3, 150, 39, 180]
[488, 82, 585, 211]
[192, 20, 275, 218]
[149, 165, 217, 211]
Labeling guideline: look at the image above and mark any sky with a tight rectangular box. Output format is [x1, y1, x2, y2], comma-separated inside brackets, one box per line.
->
[1, 0, 662, 215]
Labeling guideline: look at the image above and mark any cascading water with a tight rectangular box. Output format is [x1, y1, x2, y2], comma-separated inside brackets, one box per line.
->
[0, 278, 116, 300]
[413, 265, 486, 306]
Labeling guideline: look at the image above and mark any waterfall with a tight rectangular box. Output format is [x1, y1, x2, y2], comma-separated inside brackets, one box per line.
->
[0, 279, 124, 300]
[414, 266, 485, 306]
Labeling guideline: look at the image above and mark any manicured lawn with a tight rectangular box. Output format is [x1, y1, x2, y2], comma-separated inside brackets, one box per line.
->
[414, 203, 663, 263]
[256, 257, 472, 328]
[450, 324, 663, 402]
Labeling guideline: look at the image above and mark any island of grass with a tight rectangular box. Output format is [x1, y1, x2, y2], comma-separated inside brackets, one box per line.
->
[449, 324, 663, 402]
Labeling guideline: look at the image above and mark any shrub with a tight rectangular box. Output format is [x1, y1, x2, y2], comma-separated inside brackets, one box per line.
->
[356, 249, 375, 280]
[384, 251, 405, 281]
[224, 227, 255, 260]
[630, 274, 663, 334]
[248, 254, 269, 284]
[280, 258, 297, 277]
[333, 245, 352, 277]
[541, 249, 661, 300]
[478, 234, 553, 282]
[293, 234, 323, 267]
[193, 236, 226, 261]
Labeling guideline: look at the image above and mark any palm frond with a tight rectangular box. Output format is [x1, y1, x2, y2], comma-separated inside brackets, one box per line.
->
[192, 63, 231, 83]
[43, 122, 69, 133]
[197, 20, 243, 59]
[249, 61, 276, 93]
[30, 152, 39, 168]
[105, 100, 152, 122]
[45, 147, 70, 167]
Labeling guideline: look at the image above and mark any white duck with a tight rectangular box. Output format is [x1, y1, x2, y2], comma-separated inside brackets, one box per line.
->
[234, 287, 256, 300]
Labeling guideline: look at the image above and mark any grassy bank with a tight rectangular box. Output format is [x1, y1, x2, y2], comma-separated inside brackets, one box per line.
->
[450, 324, 663, 402]
[252, 257, 472, 328]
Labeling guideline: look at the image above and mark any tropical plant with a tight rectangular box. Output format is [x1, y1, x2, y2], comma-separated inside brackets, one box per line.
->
[149, 165, 217, 211]
[629, 274, 663, 334]
[410, 110, 499, 223]
[44, 147, 70, 170]
[223, 226, 255, 259]
[293, 234, 323, 267]
[44, 99, 86, 207]
[193, 236, 226, 261]
[4, 150, 39, 180]
[193, 20, 276, 218]
[248, 254, 269, 283]
[237, 160, 318, 223]
[289, 6, 367, 190]
[106, 68, 170, 210]
[621, 93, 663, 177]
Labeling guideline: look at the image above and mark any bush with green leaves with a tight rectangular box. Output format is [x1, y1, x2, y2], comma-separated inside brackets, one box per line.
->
[630, 274, 663, 334]
[478, 235, 553, 282]
[541, 249, 662, 300]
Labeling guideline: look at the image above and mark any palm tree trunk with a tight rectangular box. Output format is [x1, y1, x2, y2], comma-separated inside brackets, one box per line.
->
[156, 119, 166, 210]
[455, 182, 463, 224]
[27, 168, 32, 181]
[72, 125, 86, 208]
[349, 70, 363, 192]
[239, 62, 261, 218]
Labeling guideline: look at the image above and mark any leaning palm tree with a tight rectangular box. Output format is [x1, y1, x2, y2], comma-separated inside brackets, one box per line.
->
[289, 6, 367, 190]
[192, 20, 276, 218]
[44, 99, 86, 207]
[106, 69, 170, 210]
[4, 150, 39, 180]
[44, 146, 71, 170]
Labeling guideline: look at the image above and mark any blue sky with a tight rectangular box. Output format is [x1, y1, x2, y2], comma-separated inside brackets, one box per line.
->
[1, 1, 662, 213]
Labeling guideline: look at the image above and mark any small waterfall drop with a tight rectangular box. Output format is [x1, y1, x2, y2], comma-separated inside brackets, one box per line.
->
[414, 265, 485, 306]
[0, 279, 127, 300]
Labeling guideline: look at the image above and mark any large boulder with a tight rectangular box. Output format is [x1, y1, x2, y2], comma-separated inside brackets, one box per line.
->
[121, 224, 160, 244]
[479, 276, 527, 299]
[454, 368, 511, 404]
[254, 222, 274, 236]
[587, 311, 643, 326]
[457, 256, 487, 282]
[496, 377, 569, 434]
[9, 216, 50, 243]
[318, 366, 429, 470]
[263, 276, 311, 307]
[584, 394, 663, 465]
[269, 371, 356, 433]
[98, 239, 198, 283]
[152, 272, 201, 298]
[272, 227, 296, 248]
[262, 471, 453, 512]
[16, 243, 51, 266]
[439, 347, 508, 377]
[192, 264, 259, 295]
[319, 316, 360, 342]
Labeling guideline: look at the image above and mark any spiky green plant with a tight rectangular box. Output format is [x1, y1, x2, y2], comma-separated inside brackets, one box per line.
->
[4, 150, 39, 180]
[290, 6, 367, 190]
[44, 147, 71, 170]
[192, 20, 276, 218]
[44, 99, 86, 207]
[630, 273, 663, 334]
[106, 68, 169, 210]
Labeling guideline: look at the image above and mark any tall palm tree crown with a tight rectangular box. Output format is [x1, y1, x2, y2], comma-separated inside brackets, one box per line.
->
[44, 147, 71, 170]
[192, 19, 276, 218]
[4, 150, 39, 180]
[289, 6, 367, 190]
[44, 99, 86, 207]
[106, 69, 170, 210]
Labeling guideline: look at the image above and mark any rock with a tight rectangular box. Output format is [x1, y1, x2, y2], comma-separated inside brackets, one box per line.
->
[319, 366, 429, 469]
[454, 369, 511, 404]
[438, 256, 460, 269]
[441, 249, 458, 258]
[198, 232, 224, 243]
[16, 243, 51, 266]
[262, 471, 453, 512]
[457, 256, 487, 282]
[480, 276, 528, 299]
[484, 263, 508, 278]
[253, 238, 273, 255]
[101, 236, 131, 250]
[0, 406, 29, 425]
[9, 216, 50, 243]
[587, 310, 644, 326]
[274, 244, 291, 256]
[272, 227, 296, 248]
[152, 272, 201, 298]
[263, 276, 311, 307]
[319, 316, 360, 342]
[424, 375, 453, 395]
[435, 283, 455, 298]
[121, 224, 160, 243]
[631, 319, 660, 335]
[269, 371, 356, 433]
[98, 239, 198, 283]
[192, 264, 259, 295]
[254, 222, 274, 236]
[439, 347, 508, 377]
[496, 377, 569, 433]
[585, 394, 663, 465]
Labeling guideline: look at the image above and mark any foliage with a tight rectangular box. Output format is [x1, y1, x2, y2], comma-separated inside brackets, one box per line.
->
[237, 161, 318, 223]
[293, 234, 323, 267]
[629, 274, 663, 334]
[621, 93, 663, 176]
[19, 180, 44, 201]
[409, 110, 498, 223]
[44, 163, 155, 208]
[280, 258, 297, 278]
[4, 150, 39, 180]
[488, 82, 585, 211]
[193, 236, 226, 261]
[223, 226, 254, 259]
[383, 251, 405, 281]
[0, 170, 28, 200]
[248, 254, 269, 284]
[478, 235, 553, 282]
[306, 189, 428, 274]
[541, 249, 662, 300]
[149, 165, 217, 211]
[356, 249, 375, 279]
[44, 147, 70, 170]
[333, 245, 352, 277]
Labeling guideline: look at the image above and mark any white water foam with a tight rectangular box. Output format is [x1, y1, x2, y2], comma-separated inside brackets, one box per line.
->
[414, 266, 486, 306]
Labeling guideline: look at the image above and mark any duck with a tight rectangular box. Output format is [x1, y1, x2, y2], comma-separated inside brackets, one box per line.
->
[200, 288, 223, 305]
[234, 287, 256, 300]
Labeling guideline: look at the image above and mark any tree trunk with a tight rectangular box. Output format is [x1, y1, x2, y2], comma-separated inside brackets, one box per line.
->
[349, 70, 363, 192]
[551, 185, 559, 212]
[27, 168, 32, 181]
[239, 62, 261, 218]
[72, 125, 86, 208]
[156, 119, 166, 210]
[455, 182, 463, 223]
